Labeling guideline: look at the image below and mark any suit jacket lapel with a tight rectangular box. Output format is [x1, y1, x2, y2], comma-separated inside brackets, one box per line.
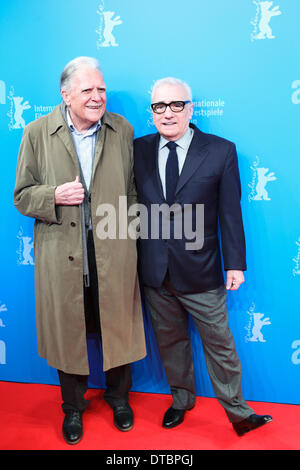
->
[175, 126, 209, 195]
[153, 133, 165, 202]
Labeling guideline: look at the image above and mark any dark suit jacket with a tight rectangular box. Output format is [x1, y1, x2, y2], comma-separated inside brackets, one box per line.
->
[133, 124, 246, 294]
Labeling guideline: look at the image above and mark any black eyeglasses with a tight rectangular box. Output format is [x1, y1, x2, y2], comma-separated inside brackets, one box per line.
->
[151, 100, 191, 114]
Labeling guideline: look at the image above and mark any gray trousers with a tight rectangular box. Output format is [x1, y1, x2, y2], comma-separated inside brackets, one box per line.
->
[144, 279, 253, 423]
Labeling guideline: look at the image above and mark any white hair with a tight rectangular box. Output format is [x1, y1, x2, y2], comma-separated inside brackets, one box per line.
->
[60, 56, 102, 92]
[151, 77, 193, 102]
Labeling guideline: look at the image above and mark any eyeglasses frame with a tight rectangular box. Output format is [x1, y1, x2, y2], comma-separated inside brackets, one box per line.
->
[151, 100, 191, 114]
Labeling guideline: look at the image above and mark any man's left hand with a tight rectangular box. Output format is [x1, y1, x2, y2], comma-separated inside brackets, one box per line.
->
[226, 270, 244, 291]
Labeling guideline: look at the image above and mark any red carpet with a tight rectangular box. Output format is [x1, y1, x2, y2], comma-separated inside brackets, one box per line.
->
[0, 381, 299, 451]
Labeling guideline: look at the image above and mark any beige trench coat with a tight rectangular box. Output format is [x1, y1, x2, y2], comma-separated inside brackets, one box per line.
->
[14, 105, 146, 374]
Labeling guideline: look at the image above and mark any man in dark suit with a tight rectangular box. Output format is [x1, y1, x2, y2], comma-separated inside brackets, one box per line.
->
[134, 77, 272, 436]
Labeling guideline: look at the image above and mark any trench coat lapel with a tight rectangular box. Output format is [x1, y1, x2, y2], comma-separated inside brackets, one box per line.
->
[56, 127, 79, 168]
[92, 111, 119, 184]
[48, 106, 79, 170]
[92, 121, 107, 181]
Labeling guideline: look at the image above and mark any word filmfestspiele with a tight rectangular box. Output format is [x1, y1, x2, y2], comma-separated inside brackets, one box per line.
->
[193, 98, 225, 118]
[95, 197, 204, 251]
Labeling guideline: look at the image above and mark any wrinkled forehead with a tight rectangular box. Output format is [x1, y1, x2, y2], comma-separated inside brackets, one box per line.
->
[71, 66, 106, 90]
[152, 83, 189, 103]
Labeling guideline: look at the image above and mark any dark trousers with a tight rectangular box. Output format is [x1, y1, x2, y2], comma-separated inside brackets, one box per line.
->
[144, 276, 253, 423]
[58, 230, 132, 413]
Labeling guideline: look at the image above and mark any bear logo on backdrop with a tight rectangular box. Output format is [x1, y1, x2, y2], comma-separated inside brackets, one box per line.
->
[245, 302, 271, 343]
[248, 156, 277, 202]
[0, 302, 7, 365]
[17, 227, 34, 266]
[6, 85, 31, 131]
[0, 81, 31, 130]
[251, 1, 282, 41]
[96, 0, 122, 48]
[1, 80, 56, 129]
[291, 80, 300, 104]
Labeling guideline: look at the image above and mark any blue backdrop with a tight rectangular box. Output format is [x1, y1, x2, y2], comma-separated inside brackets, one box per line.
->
[0, 0, 299, 405]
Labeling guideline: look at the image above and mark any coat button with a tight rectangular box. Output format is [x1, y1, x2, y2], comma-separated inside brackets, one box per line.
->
[71, 222, 76, 227]
[68, 256, 74, 261]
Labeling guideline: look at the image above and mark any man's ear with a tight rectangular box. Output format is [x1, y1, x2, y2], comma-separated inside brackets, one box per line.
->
[61, 89, 70, 106]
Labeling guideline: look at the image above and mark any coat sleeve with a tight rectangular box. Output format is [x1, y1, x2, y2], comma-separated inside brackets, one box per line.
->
[126, 125, 138, 209]
[218, 143, 247, 271]
[13, 126, 61, 224]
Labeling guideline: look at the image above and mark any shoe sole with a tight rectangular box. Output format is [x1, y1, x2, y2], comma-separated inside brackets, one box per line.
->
[162, 416, 185, 429]
[62, 430, 83, 445]
[113, 419, 134, 432]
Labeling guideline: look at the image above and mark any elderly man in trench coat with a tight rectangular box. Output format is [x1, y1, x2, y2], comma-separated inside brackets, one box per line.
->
[14, 56, 146, 445]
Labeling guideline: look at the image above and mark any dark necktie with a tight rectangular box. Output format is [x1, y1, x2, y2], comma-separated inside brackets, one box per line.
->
[165, 141, 179, 205]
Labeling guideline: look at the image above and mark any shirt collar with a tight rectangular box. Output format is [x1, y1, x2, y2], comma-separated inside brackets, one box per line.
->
[67, 110, 101, 136]
[159, 126, 194, 151]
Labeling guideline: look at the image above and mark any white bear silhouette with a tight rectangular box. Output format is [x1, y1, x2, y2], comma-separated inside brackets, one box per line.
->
[253, 167, 276, 200]
[101, 11, 122, 47]
[253, 1, 281, 40]
[19, 236, 34, 265]
[249, 313, 271, 342]
[12, 96, 31, 129]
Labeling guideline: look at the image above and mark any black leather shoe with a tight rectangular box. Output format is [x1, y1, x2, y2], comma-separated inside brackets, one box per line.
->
[62, 410, 83, 445]
[233, 413, 272, 436]
[163, 407, 186, 429]
[113, 404, 134, 432]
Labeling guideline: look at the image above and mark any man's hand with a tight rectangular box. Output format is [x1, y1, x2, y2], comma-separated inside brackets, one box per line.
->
[226, 270, 244, 291]
[54, 176, 84, 205]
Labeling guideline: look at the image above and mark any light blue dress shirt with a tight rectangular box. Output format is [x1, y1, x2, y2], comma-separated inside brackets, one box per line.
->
[67, 112, 101, 190]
